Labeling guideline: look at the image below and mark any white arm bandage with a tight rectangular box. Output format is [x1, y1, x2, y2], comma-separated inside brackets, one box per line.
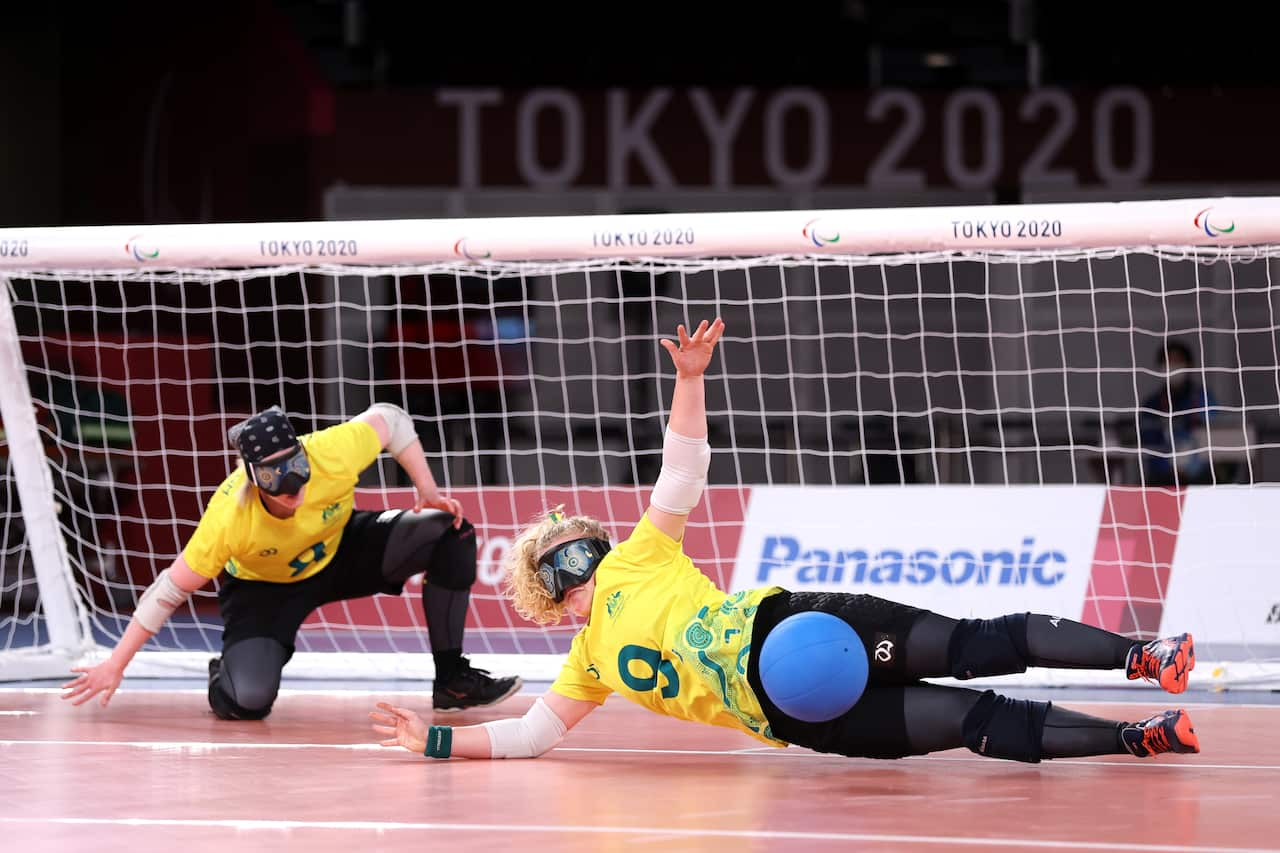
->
[482, 697, 568, 759]
[367, 403, 419, 455]
[649, 428, 711, 515]
[133, 568, 192, 634]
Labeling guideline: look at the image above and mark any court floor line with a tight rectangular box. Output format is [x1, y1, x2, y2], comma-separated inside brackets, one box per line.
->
[1, 738, 1277, 772]
[0, 816, 1272, 852]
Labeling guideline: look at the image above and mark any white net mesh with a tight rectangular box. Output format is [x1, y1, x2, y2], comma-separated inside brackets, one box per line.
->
[3, 246, 1279, 683]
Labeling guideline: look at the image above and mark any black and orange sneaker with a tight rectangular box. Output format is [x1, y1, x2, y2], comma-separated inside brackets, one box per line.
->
[432, 659, 522, 713]
[1126, 633, 1195, 694]
[1121, 709, 1200, 757]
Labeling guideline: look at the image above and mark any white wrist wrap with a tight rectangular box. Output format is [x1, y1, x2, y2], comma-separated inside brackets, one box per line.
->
[367, 403, 419, 455]
[133, 568, 191, 634]
[483, 697, 567, 759]
[649, 428, 711, 515]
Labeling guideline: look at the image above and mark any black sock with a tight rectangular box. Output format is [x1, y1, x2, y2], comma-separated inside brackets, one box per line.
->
[1024, 614, 1136, 670]
[1041, 704, 1129, 757]
[433, 649, 464, 683]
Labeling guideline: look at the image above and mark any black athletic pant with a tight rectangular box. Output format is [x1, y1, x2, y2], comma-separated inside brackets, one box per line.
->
[209, 509, 475, 720]
[746, 591, 1141, 760]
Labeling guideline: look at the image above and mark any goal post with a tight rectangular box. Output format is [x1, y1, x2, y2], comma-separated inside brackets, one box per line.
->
[2, 196, 1278, 689]
[0, 281, 93, 679]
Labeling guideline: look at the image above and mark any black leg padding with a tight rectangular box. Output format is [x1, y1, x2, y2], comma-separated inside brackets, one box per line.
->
[206, 638, 289, 721]
[426, 521, 478, 590]
[947, 612, 1031, 680]
[208, 665, 273, 721]
[961, 690, 1051, 763]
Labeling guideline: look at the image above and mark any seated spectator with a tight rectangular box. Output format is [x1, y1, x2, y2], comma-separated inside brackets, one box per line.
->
[1137, 339, 1217, 486]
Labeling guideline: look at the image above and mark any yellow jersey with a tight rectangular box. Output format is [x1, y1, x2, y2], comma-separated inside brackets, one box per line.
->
[182, 421, 383, 583]
[550, 514, 786, 746]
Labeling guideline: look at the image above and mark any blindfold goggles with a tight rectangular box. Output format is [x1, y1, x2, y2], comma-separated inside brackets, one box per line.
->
[251, 444, 311, 496]
[537, 537, 611, 603]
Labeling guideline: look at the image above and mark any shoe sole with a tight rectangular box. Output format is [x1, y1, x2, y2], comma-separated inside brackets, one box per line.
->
[1160, 634, 1195, 694]
[433, 677, 524, 714]
[1172, 708, 1201, 754]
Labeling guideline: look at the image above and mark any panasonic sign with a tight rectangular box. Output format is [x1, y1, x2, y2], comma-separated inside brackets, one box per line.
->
[755, 535, 1067, 587]
[729, 486, 1106, 618]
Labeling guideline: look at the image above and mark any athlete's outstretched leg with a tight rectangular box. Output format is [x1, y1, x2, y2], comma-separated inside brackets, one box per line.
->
[903, 611, 1194, 692]
[901, 684, 1200, 762]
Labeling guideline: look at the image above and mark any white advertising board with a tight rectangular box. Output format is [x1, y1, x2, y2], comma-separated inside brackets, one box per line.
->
[1161, 489, 1280, 649]
[730, 486, 1105, 620]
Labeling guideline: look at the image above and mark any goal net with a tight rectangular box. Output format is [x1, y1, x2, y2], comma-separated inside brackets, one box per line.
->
[2, 198, 1279, 688]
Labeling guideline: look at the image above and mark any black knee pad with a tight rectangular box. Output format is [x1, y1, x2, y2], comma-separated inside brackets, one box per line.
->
[961, 690, 1050, 763]
[207, 639, 286, 721]
[208, 667, 273, 721]
[427, 520, 477, 591]
[948, 613, 1030, 680]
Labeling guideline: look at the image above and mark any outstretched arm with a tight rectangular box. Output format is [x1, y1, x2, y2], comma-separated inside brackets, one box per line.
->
[356, 403, 462, 527]
[371, 690, 597, 759]
[62, 555, 209, 707]
[648, 318, 725, 542]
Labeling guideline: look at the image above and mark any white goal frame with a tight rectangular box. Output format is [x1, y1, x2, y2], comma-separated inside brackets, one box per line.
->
[2, 195, 1278, 688]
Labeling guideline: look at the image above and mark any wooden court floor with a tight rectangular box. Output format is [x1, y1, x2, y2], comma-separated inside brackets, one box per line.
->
[1, 687, 1277, 852]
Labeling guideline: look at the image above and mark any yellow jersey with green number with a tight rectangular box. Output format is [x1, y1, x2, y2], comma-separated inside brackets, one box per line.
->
[182, 421, 383, 583]
[549, 513, 786, 746]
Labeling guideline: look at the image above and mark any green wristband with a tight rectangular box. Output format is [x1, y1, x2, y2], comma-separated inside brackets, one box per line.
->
[424, 725, 453, 759]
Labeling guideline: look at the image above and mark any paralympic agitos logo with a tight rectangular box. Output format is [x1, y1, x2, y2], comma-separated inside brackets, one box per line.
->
[124, 234, 159, 261]
[1194, 207, 1236, 238]
[453, 238, 492, 261]
[802, 218, 840, 248]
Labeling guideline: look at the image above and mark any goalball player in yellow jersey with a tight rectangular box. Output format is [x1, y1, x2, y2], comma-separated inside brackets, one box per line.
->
[63, 403, 520, 718]
[371, 319, 1200, 764]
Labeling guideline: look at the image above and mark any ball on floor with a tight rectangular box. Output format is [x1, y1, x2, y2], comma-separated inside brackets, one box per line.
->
[759, 611, 868, 723]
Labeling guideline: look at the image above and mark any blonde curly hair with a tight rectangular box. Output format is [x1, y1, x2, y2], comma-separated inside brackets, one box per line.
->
[503, 506, 612, 626]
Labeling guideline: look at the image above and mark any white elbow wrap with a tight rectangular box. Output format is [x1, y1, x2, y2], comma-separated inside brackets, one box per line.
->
[367, 403, 419, 455]
[133, 568, 191, 634]
[649, 428, 711, 515]
[483, 697, 567, 759]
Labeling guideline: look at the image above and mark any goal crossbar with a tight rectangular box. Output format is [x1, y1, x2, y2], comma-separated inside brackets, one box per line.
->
[0, 196, 1274, 271]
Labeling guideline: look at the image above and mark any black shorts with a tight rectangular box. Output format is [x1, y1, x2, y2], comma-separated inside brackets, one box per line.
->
[746, 590, 930, 759]
[217, 509, 405, 653]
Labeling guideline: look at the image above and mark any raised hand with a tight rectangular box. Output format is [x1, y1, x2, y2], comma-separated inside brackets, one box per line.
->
[370, 701, 428, 753]
[659, 317, 725, 379]
[414, 485, 464, 527]
[61, 659, 124, 708]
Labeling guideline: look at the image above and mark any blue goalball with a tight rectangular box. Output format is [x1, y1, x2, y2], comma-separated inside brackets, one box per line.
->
[758, 611, 869, 723]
